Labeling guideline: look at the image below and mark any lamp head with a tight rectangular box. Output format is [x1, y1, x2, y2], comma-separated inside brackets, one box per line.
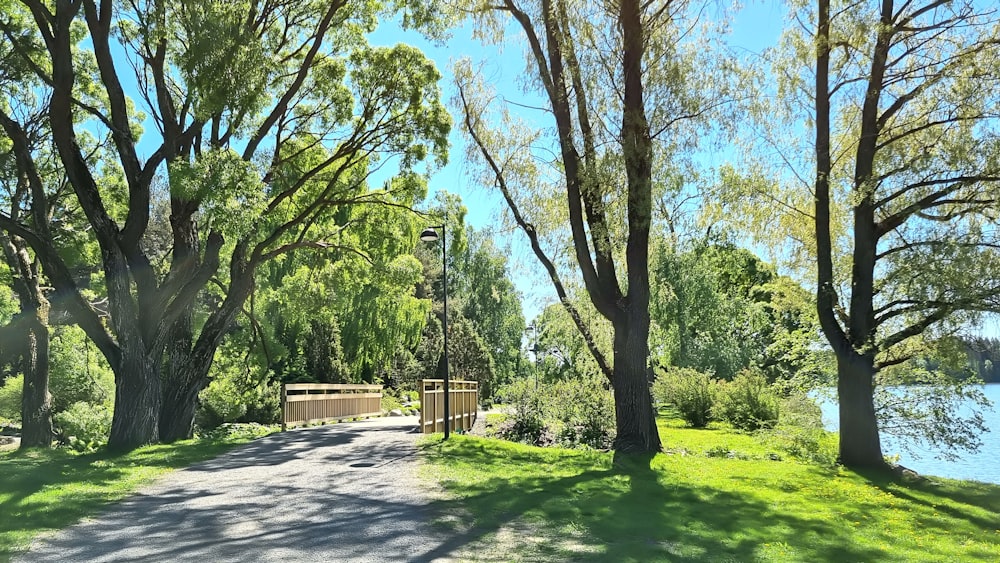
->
[419, 227, 440, 242]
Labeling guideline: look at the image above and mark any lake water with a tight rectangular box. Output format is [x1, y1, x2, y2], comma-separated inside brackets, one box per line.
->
[818, 383, 1000, 484]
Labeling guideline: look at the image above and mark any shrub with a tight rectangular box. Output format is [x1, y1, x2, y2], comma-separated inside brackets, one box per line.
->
[714, 369, 780, 431]
[495, 378, 551, 446]
[0, 374, 23, 424]
[199, 377, 249, 428]
[381, 393, 404, 413]
[196, 348, 281, 429]
[550, 375, 615, 449]
[653, 367, 718, 428]
[53, 401, 112, 452]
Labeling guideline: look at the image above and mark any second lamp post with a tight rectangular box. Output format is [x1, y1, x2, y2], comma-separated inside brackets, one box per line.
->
[420, 224, 450, 439]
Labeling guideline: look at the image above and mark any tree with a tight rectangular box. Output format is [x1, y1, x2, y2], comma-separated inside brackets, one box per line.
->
[650, 239, 822, 382]
[451, 227, 524, 397]
[249, 193, 430, 388]
[454, 0, 720, 453]
[405, 192, 524, 401]
[531, 295, 614, 384]
[726, 0, 1000, 468]
[812, 0, 1000, 469]
[447, 315, 496, 398]
[0, 0, 449, 449]
[0, 10, 59, 446]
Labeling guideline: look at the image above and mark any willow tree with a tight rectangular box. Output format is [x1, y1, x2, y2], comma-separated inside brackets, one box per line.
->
[455, 0, 720, 452]
[812, 0, 1000, 468]
[0, 5, 69, 447]
[725, 0, 1000, 469]
[0, 160, 53, 447]
[0, 0, 448, 449]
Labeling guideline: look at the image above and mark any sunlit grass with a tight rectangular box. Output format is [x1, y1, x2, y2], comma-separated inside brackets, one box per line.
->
[420, 421, 1000, 562]
[0, 425, 276, 562]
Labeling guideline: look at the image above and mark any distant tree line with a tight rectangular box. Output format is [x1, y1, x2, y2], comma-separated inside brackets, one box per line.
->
[965, 337, 1000, 384]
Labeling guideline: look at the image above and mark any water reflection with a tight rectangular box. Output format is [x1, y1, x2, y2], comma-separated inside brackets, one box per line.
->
[817, 384, 999, 484]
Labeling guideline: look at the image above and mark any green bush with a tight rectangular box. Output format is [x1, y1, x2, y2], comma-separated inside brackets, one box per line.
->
[49, 326, 115, 413]
[495, 378, 551, 446]
[199, 377, 248, 428]
[381, 393, 404, 413]
[53, 401, 112, 452]
[197, 349, 280, 429]
[0, 374, 23, 424]
[714, 369, 780, 431]
[652, 366, 718, 428]
[550, 375, 615, 449]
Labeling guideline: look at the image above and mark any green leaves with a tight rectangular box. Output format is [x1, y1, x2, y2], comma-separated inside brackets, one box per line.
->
[171, 1, 275, 121]
[168, 149, 267, 239]
[349, 44, 451, 170]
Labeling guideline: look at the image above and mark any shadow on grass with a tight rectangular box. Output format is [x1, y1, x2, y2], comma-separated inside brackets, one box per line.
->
[419, 437, 985, 562]
[854, 467, 1000, 531]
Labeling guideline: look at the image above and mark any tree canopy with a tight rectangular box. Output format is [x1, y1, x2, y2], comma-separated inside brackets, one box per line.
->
[0, 0, 449, 449]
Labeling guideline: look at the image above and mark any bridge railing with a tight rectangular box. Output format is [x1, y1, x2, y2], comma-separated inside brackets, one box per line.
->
[281, 383, 383, 430]
[418, 379, 478, 434]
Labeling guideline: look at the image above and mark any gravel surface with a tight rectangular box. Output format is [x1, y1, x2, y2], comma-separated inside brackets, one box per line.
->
[15, 417, 458, 563]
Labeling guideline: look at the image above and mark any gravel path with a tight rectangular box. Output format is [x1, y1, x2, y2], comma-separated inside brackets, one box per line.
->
[15, 417, 456, 563]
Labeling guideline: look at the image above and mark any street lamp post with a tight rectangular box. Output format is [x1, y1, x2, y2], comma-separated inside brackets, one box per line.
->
[527, 323, 539, 390]
[420, 224, 450, 439]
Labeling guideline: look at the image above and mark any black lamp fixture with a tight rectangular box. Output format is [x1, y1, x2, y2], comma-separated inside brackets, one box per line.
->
[419, 227, 440, 242]
[421, 223, 450, 439]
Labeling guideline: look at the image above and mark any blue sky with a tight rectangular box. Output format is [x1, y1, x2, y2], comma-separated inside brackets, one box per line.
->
[368, 4, 1000, 341]
[368, 2, 788, 323]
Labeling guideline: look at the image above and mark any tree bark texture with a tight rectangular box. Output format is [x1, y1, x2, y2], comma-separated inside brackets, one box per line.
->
[108, 345, 160, 450]
[836, 352, 884, 468]
[160, 255, 256, 441]
[612, 305, 660, 452]
[158, 313, 199, 442]
[20, 313, 53, 448]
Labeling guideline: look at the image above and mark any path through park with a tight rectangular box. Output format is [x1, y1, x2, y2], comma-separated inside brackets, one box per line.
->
[15, 417, 459, 562]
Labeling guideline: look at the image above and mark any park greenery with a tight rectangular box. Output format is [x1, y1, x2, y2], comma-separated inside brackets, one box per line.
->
[0, 0, 998, 535]
[420, 429, 1000, 562]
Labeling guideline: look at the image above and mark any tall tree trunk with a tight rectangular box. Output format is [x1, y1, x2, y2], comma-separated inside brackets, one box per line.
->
[159, 369, 205, 442]
[160, 261, 255, 441]
[836, 352, 884, 468]
[159, 314, 200, 442]
[612, 305, 660, 452]
[814, 0, 887, 471]
[20, 313, 52, 448]
[1, 232, 53, 448]
[616, 0, 659, 453]
[108, 345, 160, 450]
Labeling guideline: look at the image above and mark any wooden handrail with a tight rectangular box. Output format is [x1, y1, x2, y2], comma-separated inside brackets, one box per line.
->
[418, 379, 478, 434]
[281, 383, 383, 430]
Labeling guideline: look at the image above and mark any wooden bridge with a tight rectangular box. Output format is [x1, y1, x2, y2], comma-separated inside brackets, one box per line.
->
[280, 380, 479, 434]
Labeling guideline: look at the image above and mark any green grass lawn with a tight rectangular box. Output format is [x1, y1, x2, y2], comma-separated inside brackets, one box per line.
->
[0, 425, 276, 562]
[421, 419, 1000, 562]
